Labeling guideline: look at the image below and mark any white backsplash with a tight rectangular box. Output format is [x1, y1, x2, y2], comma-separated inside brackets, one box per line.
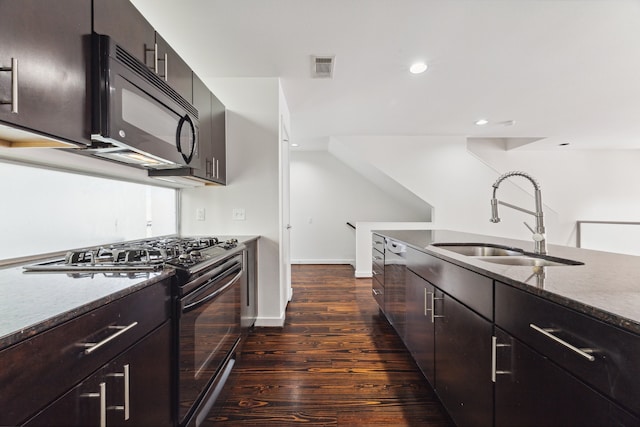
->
[0, 162, 176, 260]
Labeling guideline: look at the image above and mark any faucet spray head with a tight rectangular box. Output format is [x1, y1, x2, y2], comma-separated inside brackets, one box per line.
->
[490, 198, 500, 223]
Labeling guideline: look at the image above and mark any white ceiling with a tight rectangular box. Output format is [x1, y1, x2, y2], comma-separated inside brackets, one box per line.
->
[131, 0, 640, 150]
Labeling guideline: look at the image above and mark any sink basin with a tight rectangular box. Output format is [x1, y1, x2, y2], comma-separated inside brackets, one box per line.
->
[476, 256, 583, 267]
[432, 243, 584, 267]
[432, 243, 523, 257]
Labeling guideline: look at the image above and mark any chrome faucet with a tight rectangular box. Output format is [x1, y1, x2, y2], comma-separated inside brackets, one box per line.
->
[490, 171, 546, 255]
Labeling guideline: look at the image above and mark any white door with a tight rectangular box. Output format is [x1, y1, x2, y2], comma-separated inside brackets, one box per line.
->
[280, 120, 292, 301]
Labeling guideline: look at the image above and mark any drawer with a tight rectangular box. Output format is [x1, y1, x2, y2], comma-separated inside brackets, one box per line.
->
[372, 233, 385, 253]
[496, 281, 640, 417]
[407, 248, 493, 320]
[372, 248, 384, 283]
[372, 276, 384, 307]
[0, 278, 171, 426]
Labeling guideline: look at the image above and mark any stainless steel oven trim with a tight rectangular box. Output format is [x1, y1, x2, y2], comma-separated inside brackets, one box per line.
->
[182, 268, 242, 313]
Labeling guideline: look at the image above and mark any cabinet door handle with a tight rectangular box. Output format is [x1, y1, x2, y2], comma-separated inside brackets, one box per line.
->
[82, 322, 138, 355]
[216, 159, 219, 179]
[372, 255, 382, 261]
[426, 291, 444, 323]
[81, 382, 106, 427]
[491, 336, 512, 382]
[372, 288, 382, 296]
[0, 58, 18, 113]
[529, 323, 596, 362]
[107, 364, 131, 420]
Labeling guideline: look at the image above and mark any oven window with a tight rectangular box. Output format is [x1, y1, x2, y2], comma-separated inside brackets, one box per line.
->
[121, 87, 178, 146]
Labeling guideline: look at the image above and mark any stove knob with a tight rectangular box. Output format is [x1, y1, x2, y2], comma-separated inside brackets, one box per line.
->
[190, 250, 202, 259]
[178, 254, 189, 262]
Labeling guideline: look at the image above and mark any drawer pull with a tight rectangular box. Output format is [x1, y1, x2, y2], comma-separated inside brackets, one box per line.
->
[82, 322, 138, 355]
[426, 291, 445, 323]
[107, 364, 131, 420]
[529, 323, 596, 362]
[491, 336, 512, 382]
[81, 382, 106, 427]
[0, 58, 18, 113]
[372, 288, 382, 296]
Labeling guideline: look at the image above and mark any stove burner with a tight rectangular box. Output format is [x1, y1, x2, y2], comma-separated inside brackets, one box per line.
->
[23, 236, 240, 273]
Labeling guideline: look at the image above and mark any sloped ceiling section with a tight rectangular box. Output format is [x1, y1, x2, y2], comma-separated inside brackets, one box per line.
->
[328, 137, 433, 221]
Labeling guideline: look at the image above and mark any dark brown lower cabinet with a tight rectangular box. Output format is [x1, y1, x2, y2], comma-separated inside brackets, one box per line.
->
[434, 291, 493, 427]
[494, 327, 639, 426]
[23, 321, 172, 427]
[404, 270, 435, 383]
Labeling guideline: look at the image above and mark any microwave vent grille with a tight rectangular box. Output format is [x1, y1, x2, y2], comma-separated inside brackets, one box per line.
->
[115, 45, 198, 119]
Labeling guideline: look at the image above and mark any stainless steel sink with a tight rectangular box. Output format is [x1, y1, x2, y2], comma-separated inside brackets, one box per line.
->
[432, 243, 583, 267]
[475, 256, 583, 267]
[432, 243, 523, 257]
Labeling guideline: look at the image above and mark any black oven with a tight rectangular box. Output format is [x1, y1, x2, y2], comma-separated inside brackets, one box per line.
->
[176, 253, 244, 427]
[90, 34, 199, 169]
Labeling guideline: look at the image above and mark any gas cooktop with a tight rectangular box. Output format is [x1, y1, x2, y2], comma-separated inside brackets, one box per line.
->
[23, 237, 238, 273]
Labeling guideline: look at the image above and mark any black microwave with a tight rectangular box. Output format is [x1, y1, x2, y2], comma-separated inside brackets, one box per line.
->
[89, 34, 199, 169]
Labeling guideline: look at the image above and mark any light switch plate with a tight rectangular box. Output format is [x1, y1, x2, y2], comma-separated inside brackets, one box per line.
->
[196, 208, 205, 221]
[232, 208, 246, 221]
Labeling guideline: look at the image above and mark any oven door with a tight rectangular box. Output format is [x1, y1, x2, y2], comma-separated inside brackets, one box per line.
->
[177, 256, 242, 425]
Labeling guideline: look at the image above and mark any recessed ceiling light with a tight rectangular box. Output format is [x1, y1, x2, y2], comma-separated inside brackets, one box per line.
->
[409, 62, 428, 74]
[475, 119, 489, 126]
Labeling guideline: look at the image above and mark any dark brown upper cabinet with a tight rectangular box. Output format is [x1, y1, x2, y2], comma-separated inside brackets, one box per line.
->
[93, 0, 155, 68]
[0, 0, 92, 146]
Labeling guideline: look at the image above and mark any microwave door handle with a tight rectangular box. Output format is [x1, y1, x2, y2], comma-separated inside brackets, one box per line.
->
[182, 269, 242, 313]
[176, 114, 196, 164]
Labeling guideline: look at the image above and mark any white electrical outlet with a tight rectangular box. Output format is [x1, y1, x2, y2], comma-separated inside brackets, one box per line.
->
[232, 208, 246, 220]
[196, 208, 205, 221]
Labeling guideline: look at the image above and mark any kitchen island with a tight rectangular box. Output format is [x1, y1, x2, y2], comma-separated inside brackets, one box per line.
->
[373, 229, 640, 426]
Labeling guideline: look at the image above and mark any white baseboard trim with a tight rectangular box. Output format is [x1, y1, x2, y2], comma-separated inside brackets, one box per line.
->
[292, 259, 354, 265]
[355, 270, 373, 278]
[254, 315, 286, 327]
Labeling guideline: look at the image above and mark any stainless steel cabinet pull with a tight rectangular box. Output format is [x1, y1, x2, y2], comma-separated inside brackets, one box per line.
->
[162, 53, 168, 81]
[372, 270, 378, 276]
[82, 322, 138, 355]
[426, 291, 444, 323]
[81, 382, 106, 427]
[372, 288, 381, 296]
[372, 255, 382, 261]
[153, 43, 159, 74]
[0, 58, 18, 113]
[216, 159, 219, 178]
[107, 364, 130, 420]
[491, 336, 511, 382]
[529, 323, 596, 362]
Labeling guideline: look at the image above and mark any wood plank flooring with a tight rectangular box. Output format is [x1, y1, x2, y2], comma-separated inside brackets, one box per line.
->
[205, 264, 454, 426]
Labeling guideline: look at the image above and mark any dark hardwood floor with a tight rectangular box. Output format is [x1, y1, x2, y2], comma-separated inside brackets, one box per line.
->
[205, 264, 454, 426]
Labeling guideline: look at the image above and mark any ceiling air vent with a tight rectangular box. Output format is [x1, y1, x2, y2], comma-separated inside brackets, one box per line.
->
[311, 55, 335, 78]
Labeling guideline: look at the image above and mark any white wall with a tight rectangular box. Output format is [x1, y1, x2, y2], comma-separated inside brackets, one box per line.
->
[331, 135, 558, 250]
[468, 139, 640, 247]
[180, 77, 288, 327]
[0, 162, 176, 260]
[290, 150, 430, 264]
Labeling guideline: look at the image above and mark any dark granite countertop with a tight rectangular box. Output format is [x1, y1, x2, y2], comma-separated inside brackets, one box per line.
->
[0, 235, 261, 351]
[375, 229, 640, 335]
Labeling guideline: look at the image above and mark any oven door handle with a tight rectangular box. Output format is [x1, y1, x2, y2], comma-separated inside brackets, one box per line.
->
[183, 269, 242, 313]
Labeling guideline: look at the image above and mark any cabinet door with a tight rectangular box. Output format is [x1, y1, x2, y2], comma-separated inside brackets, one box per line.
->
[193, 73, 212, 180]
[494, 327, 639, 427]
[23, 322, 172, 427]
[155, 32, 192, 103]
[93, 0, 155, 67]
[210, 92, 227, 184]
[434, 291, 493, 426]
[0, 0, 91, 145]
[405, 270, 435, 383]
